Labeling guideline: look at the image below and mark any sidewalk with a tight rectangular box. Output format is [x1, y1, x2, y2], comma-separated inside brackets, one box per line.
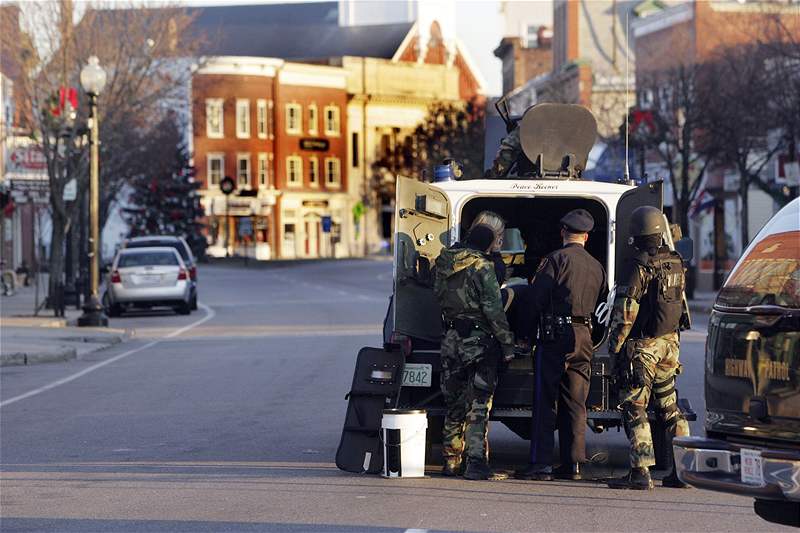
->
[0, 283, 129, 367]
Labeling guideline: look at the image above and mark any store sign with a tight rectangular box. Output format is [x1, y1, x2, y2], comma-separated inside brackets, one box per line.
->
[6, 144, 46, 174]
[300, 138, 329, 152]
[303, 200, 329, 208]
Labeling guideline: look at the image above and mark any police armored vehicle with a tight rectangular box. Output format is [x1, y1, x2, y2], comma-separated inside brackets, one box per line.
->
[337, 102, 696, 474]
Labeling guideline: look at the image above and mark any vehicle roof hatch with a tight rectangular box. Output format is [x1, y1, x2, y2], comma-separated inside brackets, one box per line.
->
[519, 103, 597, 180]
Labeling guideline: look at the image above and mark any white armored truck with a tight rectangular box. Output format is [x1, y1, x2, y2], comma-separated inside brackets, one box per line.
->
[336, 103, 695, 474]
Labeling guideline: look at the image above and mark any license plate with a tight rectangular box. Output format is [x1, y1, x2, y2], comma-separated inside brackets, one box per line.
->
[740, 448, 764, 486]
[402, 363, 432, 387]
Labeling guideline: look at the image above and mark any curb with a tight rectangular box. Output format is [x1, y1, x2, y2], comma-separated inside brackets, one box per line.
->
[0, 346, 77, 367]
[0, 331, 130, 367]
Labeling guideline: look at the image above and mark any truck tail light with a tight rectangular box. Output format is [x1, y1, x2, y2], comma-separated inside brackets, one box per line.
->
[189, 266, 197, 280]
[177, 268, 187, 280]
[111, 271, 121, 284]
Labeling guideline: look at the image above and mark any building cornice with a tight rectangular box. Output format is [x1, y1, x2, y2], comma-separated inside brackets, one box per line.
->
[197, 56, 284, 78]
[631, 2, 694, 39]
[279, 62, 348, 89]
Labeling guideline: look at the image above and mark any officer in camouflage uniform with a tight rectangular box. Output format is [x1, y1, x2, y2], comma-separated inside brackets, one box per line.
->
[606, 206, 691, 490]
[485, 127, 535, 178]
[434, 224, 516, 480]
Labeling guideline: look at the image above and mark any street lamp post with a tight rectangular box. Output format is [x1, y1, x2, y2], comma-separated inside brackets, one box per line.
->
[77, 56, 108, 327]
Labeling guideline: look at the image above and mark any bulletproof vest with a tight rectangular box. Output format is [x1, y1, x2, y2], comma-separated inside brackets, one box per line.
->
[632, 249, 685, 338]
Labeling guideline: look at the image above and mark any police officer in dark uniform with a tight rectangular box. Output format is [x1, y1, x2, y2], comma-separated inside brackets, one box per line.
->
[515, 209, 607, 481]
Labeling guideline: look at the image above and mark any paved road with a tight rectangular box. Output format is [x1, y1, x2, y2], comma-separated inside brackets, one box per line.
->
[0, 261, 789, 532]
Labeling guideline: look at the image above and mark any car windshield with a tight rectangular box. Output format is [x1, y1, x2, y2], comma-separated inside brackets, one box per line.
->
[717, 230, 800, 308]
[128, 240, 189, 261]
[118, 251, 179, 268]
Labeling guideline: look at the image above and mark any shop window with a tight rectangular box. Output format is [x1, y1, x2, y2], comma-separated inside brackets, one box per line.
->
[287, 155, 303, 186]
[256, 99, 268, 139]
[286, 103, 302, 135]
[324, 105, 340, 136]
[236, 99, 250, 138]
[207, 153, 224, 186]
[308, 104, 318, 135]
[205, 98, 223, 138]
[325, 157, 341, 187]
[309, 156, 319, 186]
[237, 153, 251, 187]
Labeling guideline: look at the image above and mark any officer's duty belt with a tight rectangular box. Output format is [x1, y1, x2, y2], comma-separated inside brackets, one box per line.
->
[562, 316, 592, 330]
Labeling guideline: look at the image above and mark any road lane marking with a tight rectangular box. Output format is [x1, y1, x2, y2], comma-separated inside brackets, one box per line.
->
[0, 303, 216, 409]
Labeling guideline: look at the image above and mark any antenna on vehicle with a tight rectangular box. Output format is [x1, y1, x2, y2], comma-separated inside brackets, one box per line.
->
[624, 11, 631, 184]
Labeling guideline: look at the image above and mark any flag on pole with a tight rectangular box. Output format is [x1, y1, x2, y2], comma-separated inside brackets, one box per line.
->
[688, 172, 714, 219]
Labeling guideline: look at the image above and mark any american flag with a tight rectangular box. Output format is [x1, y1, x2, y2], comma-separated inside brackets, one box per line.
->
[688, 173, 715, 219]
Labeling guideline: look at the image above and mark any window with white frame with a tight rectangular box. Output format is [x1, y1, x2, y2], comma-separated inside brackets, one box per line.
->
[309, 156, 319, 186]
[286, 156, 303, 186]
[205, 98, 223, 138]
[325, 157, 341, 187]
[258, 153, 268, 186]
[236, 99, 250, 138]
[308, 104, 318, 135]
[237, 153, 251, 187]
[256, 99, 267, 139]
[324, 105, 340, 136]
[207, 153, 224, 186]
[268, 100, 274, 138]
[285, 103, 302, 135]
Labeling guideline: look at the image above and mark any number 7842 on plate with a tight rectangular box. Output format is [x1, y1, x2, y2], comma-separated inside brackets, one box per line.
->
[402, 363, 432, 387]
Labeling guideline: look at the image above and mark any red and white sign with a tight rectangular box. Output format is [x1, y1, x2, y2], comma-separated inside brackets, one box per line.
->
[6, 144, 46, 174]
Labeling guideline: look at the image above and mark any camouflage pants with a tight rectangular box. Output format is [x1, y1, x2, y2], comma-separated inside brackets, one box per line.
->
[618, 332, 691, 468]
[440, 329, 499, 465]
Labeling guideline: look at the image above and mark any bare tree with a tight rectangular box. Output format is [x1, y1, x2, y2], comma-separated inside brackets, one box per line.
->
[1, 1, 202, 301]
[635, 63, 713, 233]
[701, 43, 788, 247]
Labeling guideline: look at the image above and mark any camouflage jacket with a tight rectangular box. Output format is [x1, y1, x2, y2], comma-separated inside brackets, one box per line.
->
[433, 244, 514, 353]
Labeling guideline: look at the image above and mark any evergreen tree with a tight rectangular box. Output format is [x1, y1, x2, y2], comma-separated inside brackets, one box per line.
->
[123, 115, 206, 259]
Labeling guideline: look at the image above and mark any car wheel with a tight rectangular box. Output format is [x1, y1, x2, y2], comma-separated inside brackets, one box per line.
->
[108, 303, 122, 317]
[176, 301, 191, 315]
[191, 293, 198, 310]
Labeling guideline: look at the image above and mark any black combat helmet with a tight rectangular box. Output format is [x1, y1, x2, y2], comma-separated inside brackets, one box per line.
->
[629, 206, 665, 237]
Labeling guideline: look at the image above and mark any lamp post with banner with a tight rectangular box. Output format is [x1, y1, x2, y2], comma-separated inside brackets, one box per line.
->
[77, 56, 108, 327]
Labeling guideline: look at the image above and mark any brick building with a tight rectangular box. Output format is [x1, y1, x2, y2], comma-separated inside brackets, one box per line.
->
[190, 1, 486, 257]
[632, 0, 800, 291]
[193, 58, 350, 259]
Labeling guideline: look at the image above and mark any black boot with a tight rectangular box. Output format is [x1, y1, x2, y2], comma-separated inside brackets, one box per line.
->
[607, 467, 654, 490]
[514, 463, 553, 481]
[662, 467, 691, 488]
[463, 459, 492, 480]
[553, 462, 582, 481]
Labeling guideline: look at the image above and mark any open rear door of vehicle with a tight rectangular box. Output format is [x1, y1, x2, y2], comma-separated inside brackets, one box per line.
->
[393, 176, 451, 342]
[614, 180, 664, 281]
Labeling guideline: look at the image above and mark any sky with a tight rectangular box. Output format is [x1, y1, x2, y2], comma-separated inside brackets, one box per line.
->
[175, 0, 506, 96]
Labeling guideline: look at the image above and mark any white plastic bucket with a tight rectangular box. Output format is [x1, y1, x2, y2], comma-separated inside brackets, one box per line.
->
[381, 409, 427, 478]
